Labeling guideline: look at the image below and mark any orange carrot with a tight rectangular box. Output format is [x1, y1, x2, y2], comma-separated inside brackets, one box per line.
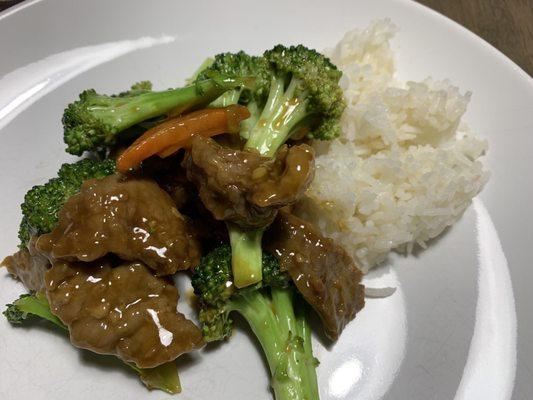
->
[157, 143, 185, 158]
[117, 105, 250, 173]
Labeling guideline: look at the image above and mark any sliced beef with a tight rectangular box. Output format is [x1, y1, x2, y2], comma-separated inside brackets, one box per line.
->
[140, 152, 228, 252]
[139, 153, 194, 209]
[182, 135, 315, 229]
[45, 258, 204, 368]
[264, 210, 365, 340]
[1, 237, 49, 291]
[36, 175, 201, 275]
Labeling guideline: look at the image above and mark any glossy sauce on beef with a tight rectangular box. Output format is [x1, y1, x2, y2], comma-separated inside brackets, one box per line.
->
[45, 258, 204, 368]
[265, 210, 365, 340]
[183, 135, 315, 229]
[138, 152, 194, 209]
[37, 175, 201, 275]
[249, 144, 315, 207]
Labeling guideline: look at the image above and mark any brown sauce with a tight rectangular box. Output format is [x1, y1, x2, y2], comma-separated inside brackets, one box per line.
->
[251, 144, 315, 207]
[265, 210, 365, 340]
[45, 258, 204, 368]
[183, 135, 315, 229]
[37, 175, 201, 276]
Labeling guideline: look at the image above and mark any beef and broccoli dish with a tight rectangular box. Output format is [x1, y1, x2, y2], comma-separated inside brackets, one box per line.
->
[2, 45, 365, 399]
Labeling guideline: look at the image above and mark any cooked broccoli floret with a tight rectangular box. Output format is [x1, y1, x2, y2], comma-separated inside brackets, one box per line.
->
[198, 46, 345, 289]
[18, 158, 115, 248]
[202, 46, 345, 156]
[191, 245, 318, 400]
[4, 293, 181, 394]
[63, 73, 251, 155]
[198, 53, 271, 287]
[245, 45, 345, 156]
[199, 51, 272, 108]
[4, 292, 66, 327]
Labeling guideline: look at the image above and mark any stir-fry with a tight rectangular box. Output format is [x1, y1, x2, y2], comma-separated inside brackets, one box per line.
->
[3, 18, 490, 397]
[2, 45, 365, 399]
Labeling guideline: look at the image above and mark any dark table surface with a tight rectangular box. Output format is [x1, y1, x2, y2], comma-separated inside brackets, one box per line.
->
[417, 0, 532, 76]
[1, 0, 532, 76]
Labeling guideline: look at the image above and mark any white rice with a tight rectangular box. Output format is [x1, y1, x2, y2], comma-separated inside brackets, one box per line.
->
[296, 20, 489, 273]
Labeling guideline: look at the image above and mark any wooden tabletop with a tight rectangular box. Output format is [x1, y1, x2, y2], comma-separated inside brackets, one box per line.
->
[417, 0, 533, 76]
[1, 0, 532, 76]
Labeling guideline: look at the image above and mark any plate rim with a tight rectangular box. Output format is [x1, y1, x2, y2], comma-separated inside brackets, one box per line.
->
[1, 0, 530, 84]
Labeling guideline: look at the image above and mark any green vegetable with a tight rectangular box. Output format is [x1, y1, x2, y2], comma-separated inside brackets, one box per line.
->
[199, 51, 272, 109]
[3, 292, 65, 327]
[185, 57, 215, 84]
[191, 245, 319, 400]
[227, 223, 264, 288]
[245, 45, 345, 156]
[201, 45, 345, 156]
[200, 46, 345, 288]
[63, 73, 252, 155]
[18, 158, 115, 248]
[198, 52, 272, 287]
[129, 362, 181, 394]
[4, 293, 181, 394]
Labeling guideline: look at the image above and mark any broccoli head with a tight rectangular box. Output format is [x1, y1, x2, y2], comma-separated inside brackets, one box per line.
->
[18, 158, 115, 248]
[201, 46, 345, 157]
[264, 45, 345, 139]
[3, 292, 66, 328]
[3, 294, 31, 324]
[63, 73, 252, 155]
[243, 44, 345, 156]
[191, 245, 289, 340]
[199, 51, 272, 107]
[191, 245, 318, 400]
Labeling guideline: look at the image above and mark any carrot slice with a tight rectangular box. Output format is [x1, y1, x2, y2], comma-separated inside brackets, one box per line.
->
[117, 105, 250, 173]
[157, 143, 186, 159]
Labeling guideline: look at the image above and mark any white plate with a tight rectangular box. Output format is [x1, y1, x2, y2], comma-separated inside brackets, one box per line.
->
[0, 1, 532, 399]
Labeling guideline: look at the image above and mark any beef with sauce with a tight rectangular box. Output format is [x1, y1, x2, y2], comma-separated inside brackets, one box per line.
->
[264, 210, 365, 340]
[45, 257, 204, 368]
[1, 237, 49, 292]
[140, 152, 229, 250]
[36, 174, 201, 276]
[182, 135, 315, 229]
[138, 152, 195, 210]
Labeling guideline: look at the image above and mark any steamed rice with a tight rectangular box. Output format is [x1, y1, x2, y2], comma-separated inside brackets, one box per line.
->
[296, 20, 489, 272]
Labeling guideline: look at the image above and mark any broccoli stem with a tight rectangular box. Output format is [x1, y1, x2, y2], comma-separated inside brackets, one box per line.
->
[245, 77, 309, 157]
[239, 101, 260, 139]
[94, 76, 246, 132]
[260, 76, 286, 121]
[4, 293, 181, 394]
[294, 308, 319, 400]
[228, 77, 308, 288]
[229, 287, 319, 400]
[228, 223, 264, 288]
[209, 88, 243, 108]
